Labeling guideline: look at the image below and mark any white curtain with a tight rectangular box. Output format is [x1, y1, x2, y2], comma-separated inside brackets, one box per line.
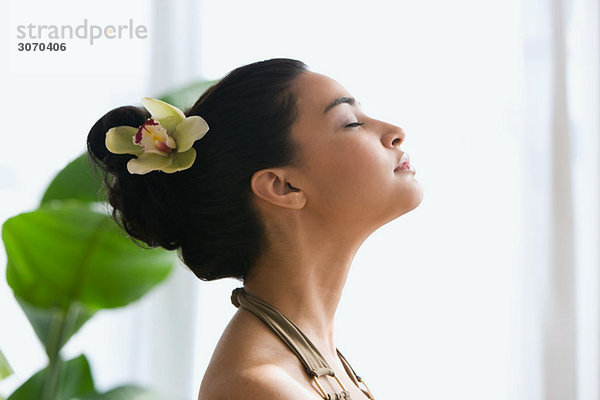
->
[513, 0, 599, 399]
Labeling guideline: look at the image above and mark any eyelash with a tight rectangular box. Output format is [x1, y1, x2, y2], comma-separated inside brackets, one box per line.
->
[345, 122, 364, 128]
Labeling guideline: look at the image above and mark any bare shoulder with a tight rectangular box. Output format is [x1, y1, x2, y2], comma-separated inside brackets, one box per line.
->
[197, 308, 320, 400]
[199, 364, 314, 400]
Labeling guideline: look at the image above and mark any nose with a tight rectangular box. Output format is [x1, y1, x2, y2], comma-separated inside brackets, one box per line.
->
[381, 123, 405, 149]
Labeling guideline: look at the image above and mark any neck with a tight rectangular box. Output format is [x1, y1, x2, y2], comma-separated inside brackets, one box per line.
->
[243, 223, 369, 359]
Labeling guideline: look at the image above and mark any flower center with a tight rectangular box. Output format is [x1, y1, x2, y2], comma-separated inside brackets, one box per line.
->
[134, 118, 177, 155]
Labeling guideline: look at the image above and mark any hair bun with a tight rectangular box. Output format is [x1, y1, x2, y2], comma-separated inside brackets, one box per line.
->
[87, 104, 182, 250]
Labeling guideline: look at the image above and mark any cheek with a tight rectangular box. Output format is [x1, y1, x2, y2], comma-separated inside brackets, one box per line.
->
[307, 140, 387, 198]
[338, 139, 387, 179]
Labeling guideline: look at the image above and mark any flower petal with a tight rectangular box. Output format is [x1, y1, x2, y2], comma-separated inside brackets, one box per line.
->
[141, 97, 185, 132]
[127, 152, 173, 175]
[161, 148, 197, 173]
[174, 116, 209, 152]
[106, 126, 143, 155]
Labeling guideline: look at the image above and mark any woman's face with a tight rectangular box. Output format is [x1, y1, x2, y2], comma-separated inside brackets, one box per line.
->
[288, 70, 423, 231]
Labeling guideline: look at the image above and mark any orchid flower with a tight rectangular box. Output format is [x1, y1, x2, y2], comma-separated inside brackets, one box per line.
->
[105, 97, 209, 174]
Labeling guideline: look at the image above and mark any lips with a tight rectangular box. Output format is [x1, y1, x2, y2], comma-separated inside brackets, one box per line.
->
[394, 153, 411, 171]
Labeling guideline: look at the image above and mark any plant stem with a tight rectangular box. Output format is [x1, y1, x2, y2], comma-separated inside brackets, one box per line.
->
[41, 308, 66, 400]
[41, 354, 62, 400]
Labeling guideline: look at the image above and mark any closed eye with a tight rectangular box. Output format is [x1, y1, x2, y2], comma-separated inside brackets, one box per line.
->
[345, 122, 364, 128]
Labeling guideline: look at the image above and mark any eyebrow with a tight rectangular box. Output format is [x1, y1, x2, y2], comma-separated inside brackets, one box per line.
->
[323, 96, 361, 114]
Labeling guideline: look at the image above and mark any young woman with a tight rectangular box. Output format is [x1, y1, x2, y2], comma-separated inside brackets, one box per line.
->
[87, 58, 423, 399]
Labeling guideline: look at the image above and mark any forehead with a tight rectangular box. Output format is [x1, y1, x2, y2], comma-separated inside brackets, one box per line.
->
[292, 71, 353, 115]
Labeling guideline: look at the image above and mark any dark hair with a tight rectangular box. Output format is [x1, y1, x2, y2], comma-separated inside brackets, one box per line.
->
[87, 58, 308, 281]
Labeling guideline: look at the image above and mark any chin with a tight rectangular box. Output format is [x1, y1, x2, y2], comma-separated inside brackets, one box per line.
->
[394, 183, 424, 218]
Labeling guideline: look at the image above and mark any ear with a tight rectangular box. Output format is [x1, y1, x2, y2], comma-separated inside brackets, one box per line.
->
[250, 168, 306, 210]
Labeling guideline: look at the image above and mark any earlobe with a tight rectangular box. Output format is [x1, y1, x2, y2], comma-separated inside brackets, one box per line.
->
[250, 169, 306, 210]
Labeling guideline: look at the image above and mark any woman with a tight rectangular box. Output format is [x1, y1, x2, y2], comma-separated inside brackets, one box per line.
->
[87, 58, 423, 399]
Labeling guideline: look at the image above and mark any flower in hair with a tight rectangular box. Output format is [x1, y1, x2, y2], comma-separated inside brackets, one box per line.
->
[105, 97, 209, 174]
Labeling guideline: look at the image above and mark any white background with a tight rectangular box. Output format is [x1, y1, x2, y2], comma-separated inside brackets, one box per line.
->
[1, 0, 597, 399]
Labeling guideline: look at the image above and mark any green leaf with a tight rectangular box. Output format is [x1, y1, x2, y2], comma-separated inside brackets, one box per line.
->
[75, 385, 167, 400]
[3, 203, 175, 351]
[41, 153, 105, 205]
[158, 79, 220, 111]
[4, 203, 175, 308]
[7, 354, 95, 400]
[0, 349, 13, 380]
